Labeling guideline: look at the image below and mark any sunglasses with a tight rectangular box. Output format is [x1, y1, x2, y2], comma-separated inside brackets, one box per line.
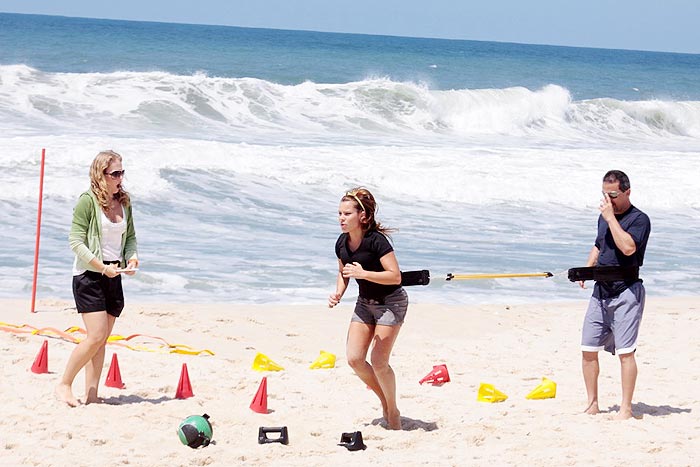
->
[105, 170, 125, 179]
[602, 190, 621, 199]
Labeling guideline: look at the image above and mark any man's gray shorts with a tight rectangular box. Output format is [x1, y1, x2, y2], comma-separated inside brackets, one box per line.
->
[352, 287, 408, 326]
[581, 281, 645, 355]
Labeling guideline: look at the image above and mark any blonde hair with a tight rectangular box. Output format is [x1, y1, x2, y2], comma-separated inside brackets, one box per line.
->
[89, 150, 130, 210]
[342, 187, 395, 236]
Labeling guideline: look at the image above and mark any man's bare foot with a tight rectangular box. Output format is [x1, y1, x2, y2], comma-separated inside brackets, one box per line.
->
[55, 384, 80, 407]
[584, 401, 600, 415]
[386, 409, 402, 430]
[615, 409, 636, 420]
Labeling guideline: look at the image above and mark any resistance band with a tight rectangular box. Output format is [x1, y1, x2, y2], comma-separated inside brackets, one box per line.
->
[0, 322, 214, 356]
[446, 272, 553, 281]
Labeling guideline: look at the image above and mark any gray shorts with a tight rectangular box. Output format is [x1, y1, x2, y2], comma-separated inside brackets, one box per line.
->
[352, 288, 408, 326]
[581, 281, 645, 355]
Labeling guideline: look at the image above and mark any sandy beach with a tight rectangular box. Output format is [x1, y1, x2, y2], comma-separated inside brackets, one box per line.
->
[0, 296, 698, 466]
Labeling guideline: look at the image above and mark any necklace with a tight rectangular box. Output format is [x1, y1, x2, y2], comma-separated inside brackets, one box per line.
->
[104, 199, 123, 223]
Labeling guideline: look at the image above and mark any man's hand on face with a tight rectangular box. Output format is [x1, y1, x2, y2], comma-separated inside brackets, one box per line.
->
[600, 192, 615, 222]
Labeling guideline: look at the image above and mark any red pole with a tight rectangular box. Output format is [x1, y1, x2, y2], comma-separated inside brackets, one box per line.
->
[31, 148, 46, 313]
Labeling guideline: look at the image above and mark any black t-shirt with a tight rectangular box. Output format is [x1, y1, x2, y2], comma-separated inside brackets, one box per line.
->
[593, 205, 651, 298]
[335, 230, 400, 300]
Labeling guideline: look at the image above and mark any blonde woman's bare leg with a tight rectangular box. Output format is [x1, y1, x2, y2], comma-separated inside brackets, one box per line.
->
[55, 311, 113, 407]
[84, 313, 116, 404]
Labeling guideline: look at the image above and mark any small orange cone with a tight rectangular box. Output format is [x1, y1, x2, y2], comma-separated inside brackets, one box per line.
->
[175, 363, 194, 399]
[419, 364, 450, 385]
[31, 340, 49, 374]
[250, 377, 268, 414]
[105, 353, 126, 389]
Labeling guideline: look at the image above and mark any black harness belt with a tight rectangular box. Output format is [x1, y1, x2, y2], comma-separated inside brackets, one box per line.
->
[401, 270, 430, 286]
[567, 266, 639, 282]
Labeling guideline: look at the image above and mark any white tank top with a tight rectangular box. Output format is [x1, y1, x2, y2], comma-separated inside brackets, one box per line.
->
[100, 206, 126, 262]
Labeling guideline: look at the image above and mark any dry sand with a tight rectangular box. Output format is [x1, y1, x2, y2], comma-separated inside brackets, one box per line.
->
[1, 296, 698, 466]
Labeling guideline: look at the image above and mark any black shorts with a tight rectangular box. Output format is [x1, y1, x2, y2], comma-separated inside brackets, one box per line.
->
[72, 263, 124, 317]
[352, 287, 408, 326]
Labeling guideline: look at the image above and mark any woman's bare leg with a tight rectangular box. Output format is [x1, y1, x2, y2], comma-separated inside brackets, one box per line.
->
[55, 311, 113, 407]
[370, 324, 402, 429]
[85, 313, 116, 404]
[346, 322, 389, 416]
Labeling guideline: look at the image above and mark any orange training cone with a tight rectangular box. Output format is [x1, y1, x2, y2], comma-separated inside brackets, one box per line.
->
[175, 363, 194, 399]
[31, 340, 49, 374]
[419, 364, 450, 385]
[250, 377, 268, 414]
[105, 353, 126, 389]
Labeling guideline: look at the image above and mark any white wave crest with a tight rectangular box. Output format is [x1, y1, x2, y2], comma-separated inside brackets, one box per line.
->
[2, 65, 700, 142]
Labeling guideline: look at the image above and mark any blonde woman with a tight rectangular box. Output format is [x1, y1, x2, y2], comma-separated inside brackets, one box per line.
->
[55, 150, 139, 407]
[329, 187, 408, 430]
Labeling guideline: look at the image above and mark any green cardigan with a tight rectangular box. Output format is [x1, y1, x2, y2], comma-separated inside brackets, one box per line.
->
[69, 190, 138, 272]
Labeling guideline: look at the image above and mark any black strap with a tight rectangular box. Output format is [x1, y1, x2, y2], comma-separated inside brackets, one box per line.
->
[567, 266, 639, 282]
[401, 270, 430, 286]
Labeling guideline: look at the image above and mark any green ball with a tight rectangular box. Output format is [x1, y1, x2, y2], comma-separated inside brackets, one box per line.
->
[177, 414, 213, 448]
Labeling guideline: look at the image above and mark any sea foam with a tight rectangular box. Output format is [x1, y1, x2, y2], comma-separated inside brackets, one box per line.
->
[2, 66, 699, 144]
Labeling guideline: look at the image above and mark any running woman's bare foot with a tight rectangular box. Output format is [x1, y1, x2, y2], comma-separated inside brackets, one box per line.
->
[55, 384, 80, 407]
[85, 396, 106, 405]
[386, 409, 402, 430]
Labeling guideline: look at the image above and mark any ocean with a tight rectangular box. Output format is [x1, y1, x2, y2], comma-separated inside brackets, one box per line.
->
[1, 12, 699, 305]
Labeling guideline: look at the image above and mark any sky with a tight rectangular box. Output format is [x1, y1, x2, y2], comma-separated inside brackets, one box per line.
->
[1, 0, 699, 54]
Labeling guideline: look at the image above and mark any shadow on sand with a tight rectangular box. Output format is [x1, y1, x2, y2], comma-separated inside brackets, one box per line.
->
[607, 402, 692, 417]
[370, 416, 439, 432]
[101, 394, 171, 405]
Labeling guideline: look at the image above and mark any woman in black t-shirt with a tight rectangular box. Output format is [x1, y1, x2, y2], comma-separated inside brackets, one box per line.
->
[328, 187, 408, 430]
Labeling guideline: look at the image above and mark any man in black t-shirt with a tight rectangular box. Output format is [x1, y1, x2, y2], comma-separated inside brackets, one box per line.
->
[579, 170, 651, 420]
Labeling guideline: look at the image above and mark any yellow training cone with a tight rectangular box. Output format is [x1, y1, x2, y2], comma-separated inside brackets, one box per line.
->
[477, 383, 508, 403]
[252, 352, 284, 372]
[309, 350, 336, 369]
[525, 377, 557, 400]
